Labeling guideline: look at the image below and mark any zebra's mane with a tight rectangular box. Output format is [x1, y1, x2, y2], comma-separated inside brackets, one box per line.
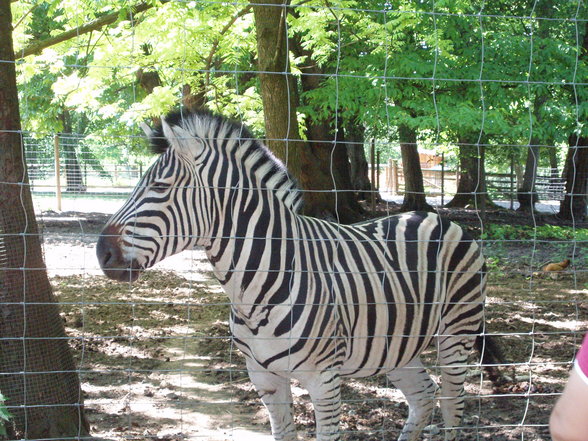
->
[148, 109, 303, 213]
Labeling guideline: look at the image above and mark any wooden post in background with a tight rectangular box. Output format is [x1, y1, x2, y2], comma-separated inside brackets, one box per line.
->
[386, 159, 391, 191]
[54, 134, 62, 211]
[376, 150, 381, 192]
[391, 159, 398, 195]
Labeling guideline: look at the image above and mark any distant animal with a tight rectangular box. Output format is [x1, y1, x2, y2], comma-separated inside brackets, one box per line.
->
[543, 259, 571, 272]
[97, 110, 490, 441]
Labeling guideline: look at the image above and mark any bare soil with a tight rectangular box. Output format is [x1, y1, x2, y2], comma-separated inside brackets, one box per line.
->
[38, 209, 588, 441]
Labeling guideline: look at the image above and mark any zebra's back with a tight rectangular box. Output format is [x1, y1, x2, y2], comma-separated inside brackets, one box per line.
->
[331, 211, 486, 377]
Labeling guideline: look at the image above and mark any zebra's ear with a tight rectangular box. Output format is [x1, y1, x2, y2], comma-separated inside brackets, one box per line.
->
[140, 122, 154, 138]
[161, 117, 203, 158]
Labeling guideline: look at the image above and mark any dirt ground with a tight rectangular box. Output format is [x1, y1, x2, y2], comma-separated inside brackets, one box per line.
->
[38, 208, 588, 441]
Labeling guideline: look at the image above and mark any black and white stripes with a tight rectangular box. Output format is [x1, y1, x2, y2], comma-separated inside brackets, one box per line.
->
[97, 110, 487, 441]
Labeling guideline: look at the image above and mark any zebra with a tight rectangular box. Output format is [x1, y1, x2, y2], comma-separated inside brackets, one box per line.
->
[97, 109, 489, 441]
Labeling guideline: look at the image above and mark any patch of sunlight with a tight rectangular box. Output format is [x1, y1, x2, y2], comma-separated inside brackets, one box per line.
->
[165, 373, 227, 392]
[517, 316, 584, 330]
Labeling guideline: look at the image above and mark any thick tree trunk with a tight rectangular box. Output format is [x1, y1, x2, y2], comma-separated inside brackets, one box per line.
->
[558, 135, 588, 220]
[558, 21, 588, 221]
[517, 5, 554, 212]
[251, 0, 356, 221]
[304, 117, 363, 222]
[398, 125, 433, 212]
[136, 69, 162, 94]
[517, 143, 540, 212]
[251, 0, 302, 171]
[345, 121, 372, 199]
[548, 145, 559, 179]
[445, 139, 490, 208]
[518, 93, 549, 212]
[291, 36, 363, 222]
[0, 3, 89, 438]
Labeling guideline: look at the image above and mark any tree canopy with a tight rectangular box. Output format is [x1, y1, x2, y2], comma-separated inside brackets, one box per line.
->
[9, 0, 588, 216]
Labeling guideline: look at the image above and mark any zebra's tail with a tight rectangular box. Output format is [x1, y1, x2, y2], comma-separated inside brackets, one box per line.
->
[475, 333, 507, 387]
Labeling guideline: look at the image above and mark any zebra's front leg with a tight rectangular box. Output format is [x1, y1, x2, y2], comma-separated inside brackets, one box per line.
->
[386, 357, 438, 441]
[300, 370, 342, 441]
[246, 358, 298, 441]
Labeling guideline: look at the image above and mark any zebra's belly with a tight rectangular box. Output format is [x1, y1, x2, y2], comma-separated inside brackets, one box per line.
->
[230, 316, 343, 377]
[230, 315, 437, 380]
[338, 331, 437, 378]
[334, 290, 443, 378]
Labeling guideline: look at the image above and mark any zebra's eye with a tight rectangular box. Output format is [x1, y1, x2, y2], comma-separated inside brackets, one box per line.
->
[151, 182, 171, 193]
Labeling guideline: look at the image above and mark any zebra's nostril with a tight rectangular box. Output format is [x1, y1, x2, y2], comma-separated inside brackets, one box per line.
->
[96, 224, 124, 270]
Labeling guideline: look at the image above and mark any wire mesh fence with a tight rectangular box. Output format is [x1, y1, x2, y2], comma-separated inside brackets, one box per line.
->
[1, 1, 588, 441]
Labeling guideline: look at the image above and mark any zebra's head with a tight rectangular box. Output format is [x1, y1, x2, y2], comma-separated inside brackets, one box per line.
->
[96, 109, 301, 282]
[96, 111, 218, 282]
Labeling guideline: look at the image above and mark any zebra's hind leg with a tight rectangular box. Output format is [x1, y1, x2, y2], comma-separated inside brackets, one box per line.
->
[386, 357, 438, 441]
[437, 333, 477, 441]
[246, 358, 298, 441]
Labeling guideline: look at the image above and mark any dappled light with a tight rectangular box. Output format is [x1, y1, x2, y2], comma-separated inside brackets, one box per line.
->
[47, 226, 586, 440]
[1, 0, 587, 440]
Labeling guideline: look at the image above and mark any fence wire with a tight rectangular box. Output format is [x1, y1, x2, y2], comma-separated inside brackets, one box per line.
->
[2, 1, 588, 441]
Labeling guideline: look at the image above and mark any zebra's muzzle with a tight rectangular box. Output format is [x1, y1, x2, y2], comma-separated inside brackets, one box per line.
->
[96, 224, 143, 282]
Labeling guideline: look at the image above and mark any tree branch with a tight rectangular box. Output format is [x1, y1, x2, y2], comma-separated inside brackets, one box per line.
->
[14, 1, 167, 59]
[204, 5, 252, 85]
[12, 3, 39, 30]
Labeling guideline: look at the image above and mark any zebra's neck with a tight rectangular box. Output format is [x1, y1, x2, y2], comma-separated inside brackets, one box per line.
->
[204, 184, 301, 304]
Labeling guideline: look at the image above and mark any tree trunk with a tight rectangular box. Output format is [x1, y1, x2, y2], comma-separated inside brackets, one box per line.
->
[290, 35, 363, 222]
[251, 0, 355, 221]
[136, 68, 162, 94]
[182, 83, 206, 111]
[558, 135, 588, 221]
[548, 145, 559, 179]
[303, 116, 363, 222]
[345, 121, 372, 199]
[558, 20, 588, 221]
[517, 144, 540, 212]
[398, 124, 433, 212]
[0, 3, 90, 438]
[517, 92, 549, 212]
[445, 139, 490, 208]
[59, 111, 86, 193]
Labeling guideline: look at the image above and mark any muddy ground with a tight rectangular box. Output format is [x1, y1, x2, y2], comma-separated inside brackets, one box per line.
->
[38, 208, 588, 441]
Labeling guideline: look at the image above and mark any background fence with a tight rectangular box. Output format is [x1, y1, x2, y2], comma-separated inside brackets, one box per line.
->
[28, 134, 569, 213]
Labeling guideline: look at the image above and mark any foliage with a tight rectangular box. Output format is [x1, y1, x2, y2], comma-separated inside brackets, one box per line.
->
[482, 223, 588, 241]
[13, 1, 261, 154]
[9, 0, 588, 179]
[0, 392, 11, 437]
